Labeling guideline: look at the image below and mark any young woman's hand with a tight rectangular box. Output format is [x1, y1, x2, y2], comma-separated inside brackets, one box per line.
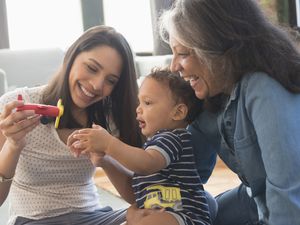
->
[0, 100, 40, 152]
[67, 130, 83, 157]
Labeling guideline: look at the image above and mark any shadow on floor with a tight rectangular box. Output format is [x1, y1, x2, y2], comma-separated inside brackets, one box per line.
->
[0, 199, 9, 224]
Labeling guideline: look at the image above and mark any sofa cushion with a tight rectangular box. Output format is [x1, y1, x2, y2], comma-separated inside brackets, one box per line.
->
[135, 54, 172, 78]
[0, 48, 64, 91]
[135, 54, 172, 86]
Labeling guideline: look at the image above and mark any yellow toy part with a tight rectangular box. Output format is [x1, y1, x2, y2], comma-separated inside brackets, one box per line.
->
[55, 99, 64, 128]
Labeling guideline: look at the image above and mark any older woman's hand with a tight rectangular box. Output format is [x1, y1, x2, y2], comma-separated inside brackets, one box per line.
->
[126, 204, 164, 225]
[0, 100, 40, 152]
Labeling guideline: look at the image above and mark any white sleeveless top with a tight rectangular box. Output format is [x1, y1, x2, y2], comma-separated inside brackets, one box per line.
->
[0, 86, 103, 225]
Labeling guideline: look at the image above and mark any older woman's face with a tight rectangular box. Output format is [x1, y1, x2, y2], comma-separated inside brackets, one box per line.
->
[169, 36, 223, 99]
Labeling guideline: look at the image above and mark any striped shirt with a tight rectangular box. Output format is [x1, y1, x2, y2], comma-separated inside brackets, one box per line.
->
[132, 129, 211, 225]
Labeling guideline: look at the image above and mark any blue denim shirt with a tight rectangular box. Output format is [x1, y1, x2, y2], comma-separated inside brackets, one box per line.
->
[188, 72, 300, 224]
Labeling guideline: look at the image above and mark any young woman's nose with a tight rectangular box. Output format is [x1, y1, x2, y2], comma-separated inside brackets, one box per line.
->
[90, 75, 105, 91]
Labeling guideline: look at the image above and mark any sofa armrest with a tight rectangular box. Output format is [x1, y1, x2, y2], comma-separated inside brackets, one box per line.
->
[0, 68, 7, 96]
[0, 48, 64, 90]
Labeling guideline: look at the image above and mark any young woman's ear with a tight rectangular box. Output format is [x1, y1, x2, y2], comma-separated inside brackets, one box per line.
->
[172, 103, 188, 121]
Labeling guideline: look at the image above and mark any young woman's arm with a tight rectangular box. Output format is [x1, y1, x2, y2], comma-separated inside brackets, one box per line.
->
[0, 134, 19, 206]
[0, 100, 40, 206]
[100, 155, 136, 204]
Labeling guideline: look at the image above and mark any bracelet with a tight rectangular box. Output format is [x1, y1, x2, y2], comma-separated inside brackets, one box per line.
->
[0, 173, 14, 182]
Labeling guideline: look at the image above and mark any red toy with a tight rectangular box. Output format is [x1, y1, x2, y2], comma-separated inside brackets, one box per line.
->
[16, 94, 64, 128]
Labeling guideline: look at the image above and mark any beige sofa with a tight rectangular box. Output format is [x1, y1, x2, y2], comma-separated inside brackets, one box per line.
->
[0, 48, 172, 95]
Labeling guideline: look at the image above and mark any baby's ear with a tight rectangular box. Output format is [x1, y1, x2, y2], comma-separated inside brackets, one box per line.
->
[172, 103, 188, 121]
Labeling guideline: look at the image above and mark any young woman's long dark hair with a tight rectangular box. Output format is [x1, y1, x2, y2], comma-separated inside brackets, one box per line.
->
[43, 25, 142, 147]
[160, 0, 300, 96]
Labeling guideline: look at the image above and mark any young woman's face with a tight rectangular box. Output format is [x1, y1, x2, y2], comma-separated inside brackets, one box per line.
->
[169, 36, 223, 99]
[69, 45, 122, 110]
[136, 78, 178, 138]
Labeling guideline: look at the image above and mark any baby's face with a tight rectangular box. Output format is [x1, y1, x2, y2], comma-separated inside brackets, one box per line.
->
[136, 78, 177, 138]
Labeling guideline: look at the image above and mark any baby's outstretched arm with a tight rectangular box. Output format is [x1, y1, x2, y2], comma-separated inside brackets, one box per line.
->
[67, 124, 111, 156]
[68, 124, 167, 175]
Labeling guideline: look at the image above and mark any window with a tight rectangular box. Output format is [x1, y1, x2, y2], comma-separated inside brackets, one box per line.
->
[6, 0, 154, 53]
[6, 0, 83, 50]
[103, 0, 154, 54]
[296, 0, 300, 26]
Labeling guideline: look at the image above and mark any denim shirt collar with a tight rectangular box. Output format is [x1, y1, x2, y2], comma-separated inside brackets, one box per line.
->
[224, 80, 241, 111]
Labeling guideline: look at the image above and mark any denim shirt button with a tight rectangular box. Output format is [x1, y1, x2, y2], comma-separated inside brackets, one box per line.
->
[226, 121, 232, 126]
[246, 186, 252, 197]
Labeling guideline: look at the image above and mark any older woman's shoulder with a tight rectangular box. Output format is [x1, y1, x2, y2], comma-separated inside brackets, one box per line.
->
[240, 72, 287, 95]
[239, 72, 300, 110]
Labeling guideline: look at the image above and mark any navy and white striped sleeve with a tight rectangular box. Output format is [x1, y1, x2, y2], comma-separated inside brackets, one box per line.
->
[145, 131, 182, 166]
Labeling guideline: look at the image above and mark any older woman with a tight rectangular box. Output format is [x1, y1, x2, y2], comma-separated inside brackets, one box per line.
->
[157, 0, 300, 225]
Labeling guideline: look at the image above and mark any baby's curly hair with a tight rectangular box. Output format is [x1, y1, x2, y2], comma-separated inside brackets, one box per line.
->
[146, 67, 203, 124]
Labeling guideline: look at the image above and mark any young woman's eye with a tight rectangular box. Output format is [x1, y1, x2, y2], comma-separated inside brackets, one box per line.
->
[106, 78, 118, 86]
[145, 101, 151, 105]
[86, 64, 97, 73]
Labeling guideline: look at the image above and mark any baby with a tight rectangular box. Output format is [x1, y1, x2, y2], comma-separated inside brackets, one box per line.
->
[68, 68, 212, 225]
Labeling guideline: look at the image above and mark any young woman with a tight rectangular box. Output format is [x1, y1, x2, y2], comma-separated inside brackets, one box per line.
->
[157, 0, 300, 224]
[0, 25, 142, 225]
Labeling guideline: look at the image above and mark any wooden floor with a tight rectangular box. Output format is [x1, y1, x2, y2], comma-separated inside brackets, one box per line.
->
[203, 158, 241, 196]
[94, 158, 241, 197]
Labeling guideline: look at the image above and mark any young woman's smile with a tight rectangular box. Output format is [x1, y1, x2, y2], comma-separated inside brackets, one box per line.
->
[69, 45, 122, 110]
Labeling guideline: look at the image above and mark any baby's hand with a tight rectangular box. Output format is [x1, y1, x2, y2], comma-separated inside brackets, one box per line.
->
[67, 124, 113, 156]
